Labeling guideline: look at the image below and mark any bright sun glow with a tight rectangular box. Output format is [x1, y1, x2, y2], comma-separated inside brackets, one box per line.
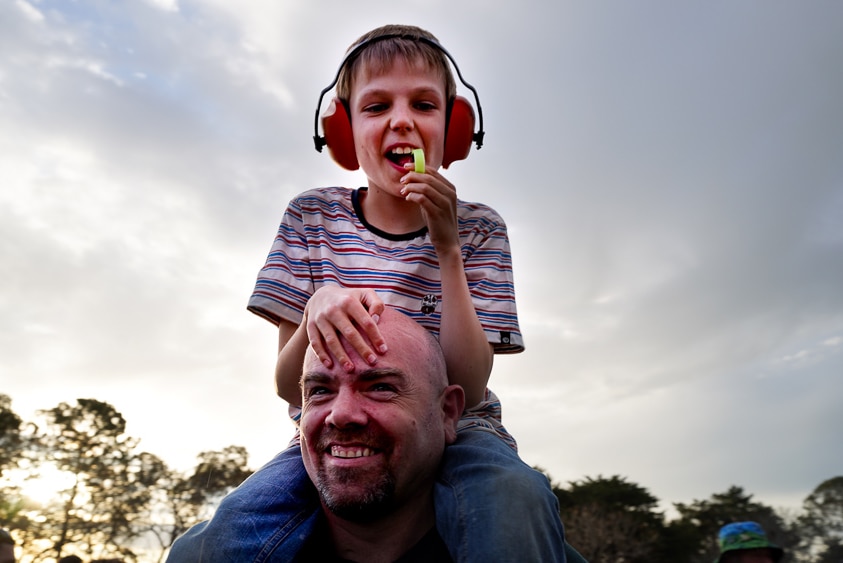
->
[15, 464, 77, 506]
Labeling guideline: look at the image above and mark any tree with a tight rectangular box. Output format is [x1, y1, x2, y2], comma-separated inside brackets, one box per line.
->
[2, 395, 255, 563]
[672, 485, 800, 563]
[798, 476, 843, 560]
[0, 394, 24, 476]
[814, 541, 843, 563]
[28, 399, 152, 561]
[555, 475, 666, 562]
[0, 395, 30, 549]
[145, 446, 252, 562]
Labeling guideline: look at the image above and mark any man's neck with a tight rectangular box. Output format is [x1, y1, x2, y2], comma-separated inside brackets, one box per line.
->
[324, 497, 436, 563]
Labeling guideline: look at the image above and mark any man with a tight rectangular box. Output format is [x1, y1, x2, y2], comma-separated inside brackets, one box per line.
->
[715, 521, 784, 563]
[168, 307, 463, 562]
[295, 306, 464, 561]
[169, 308, 585, 562]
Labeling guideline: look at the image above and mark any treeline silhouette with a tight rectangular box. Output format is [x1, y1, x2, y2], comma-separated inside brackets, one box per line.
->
[1, 395, 841, 562]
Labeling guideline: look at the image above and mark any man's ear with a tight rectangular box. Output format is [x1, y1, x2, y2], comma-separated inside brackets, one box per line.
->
[441, 384, 465, 445]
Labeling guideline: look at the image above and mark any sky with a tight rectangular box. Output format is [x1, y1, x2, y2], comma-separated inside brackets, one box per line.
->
[2, 0, 842, 518]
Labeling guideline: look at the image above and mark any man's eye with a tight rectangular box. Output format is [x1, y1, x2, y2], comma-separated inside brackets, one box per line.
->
[369, 383, 397, 394]
[305, 386, 331, 399]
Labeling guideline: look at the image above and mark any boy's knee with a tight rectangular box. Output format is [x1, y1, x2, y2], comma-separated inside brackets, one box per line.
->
[506, 465, 557, 503]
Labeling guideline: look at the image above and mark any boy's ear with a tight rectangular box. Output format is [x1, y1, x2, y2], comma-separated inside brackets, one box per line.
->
[442, 96, 475, 169]
[322, 97, 359, 171]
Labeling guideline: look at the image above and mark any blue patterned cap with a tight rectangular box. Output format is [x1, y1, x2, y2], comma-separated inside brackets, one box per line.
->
[716, 521, 783, 562]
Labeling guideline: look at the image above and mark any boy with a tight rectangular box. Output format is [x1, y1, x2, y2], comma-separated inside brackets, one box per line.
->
[169, 24, 568, 562]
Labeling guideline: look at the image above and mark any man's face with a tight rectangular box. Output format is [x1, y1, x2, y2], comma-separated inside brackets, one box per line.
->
[299, 319, 452, 521]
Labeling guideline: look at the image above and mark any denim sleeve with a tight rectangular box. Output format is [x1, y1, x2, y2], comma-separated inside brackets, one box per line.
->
[167, 446, 319, 563]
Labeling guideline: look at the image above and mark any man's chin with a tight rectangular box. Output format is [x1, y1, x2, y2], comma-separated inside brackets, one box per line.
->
[325, 495, 396, 522]
[317, 469, 396, 522]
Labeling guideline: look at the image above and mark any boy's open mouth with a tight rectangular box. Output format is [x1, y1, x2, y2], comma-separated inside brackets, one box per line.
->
[386, 146, 418, 167]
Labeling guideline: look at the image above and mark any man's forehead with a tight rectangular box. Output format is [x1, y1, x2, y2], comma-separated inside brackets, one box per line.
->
[302, 366, 408, 384]
[307, 317, 421, 359]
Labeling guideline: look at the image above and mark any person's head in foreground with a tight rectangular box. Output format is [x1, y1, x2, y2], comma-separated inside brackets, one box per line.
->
[716, 521, 784, 563]
[0, 529, 15, 563]
[299, 306, 464, 558]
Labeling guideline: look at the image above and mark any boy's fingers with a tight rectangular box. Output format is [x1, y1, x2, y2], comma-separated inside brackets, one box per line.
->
[307, 287, 385, 369]
[358, 293, 388, 354]
[342, 307, 382, 364]
[342, 326, 378, 367]
[305, 328, 333, 369]
[319, 324, 355, 372]
[307, 316, 350, 371]
[356, 313, 387, 355]
[359, 289, 385, 314]
[319, 315, 377, 370]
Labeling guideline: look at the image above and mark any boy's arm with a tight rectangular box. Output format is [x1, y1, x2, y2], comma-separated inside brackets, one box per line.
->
[276, 319, 308, 406]
[437, 246, 494, 408]
[402, 164, 493, 408]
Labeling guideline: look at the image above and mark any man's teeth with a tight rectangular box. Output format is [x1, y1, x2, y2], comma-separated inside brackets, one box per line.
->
[391, 147, 418, 155]
[331, 446, 374, 458]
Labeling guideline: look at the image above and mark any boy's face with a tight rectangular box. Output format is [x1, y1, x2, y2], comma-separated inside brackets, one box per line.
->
[348, 57, 447, 197]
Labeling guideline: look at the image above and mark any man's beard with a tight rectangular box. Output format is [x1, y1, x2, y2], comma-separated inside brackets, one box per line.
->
[309, 424, 402, 521]
[314, 460, 397, 522]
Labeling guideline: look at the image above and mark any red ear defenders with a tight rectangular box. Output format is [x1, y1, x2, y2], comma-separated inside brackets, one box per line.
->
[313, 34, 485, 171]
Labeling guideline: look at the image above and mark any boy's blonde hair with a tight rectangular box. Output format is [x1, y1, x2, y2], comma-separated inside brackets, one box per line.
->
[336, 24, 458, 103]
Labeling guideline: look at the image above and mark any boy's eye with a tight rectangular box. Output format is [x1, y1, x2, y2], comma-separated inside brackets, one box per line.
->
[414, 101, 436, 111]
[363, 103, 388, 113]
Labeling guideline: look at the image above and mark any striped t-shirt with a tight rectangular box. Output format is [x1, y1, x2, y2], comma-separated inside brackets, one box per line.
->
[248, 186, 523, 449]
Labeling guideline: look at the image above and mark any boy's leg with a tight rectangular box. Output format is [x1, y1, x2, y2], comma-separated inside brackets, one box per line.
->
[434, 429, 568, 563]
[168, 445, 319, 563]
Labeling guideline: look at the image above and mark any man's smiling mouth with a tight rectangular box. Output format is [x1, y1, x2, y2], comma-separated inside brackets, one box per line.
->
[331, 445, 376, 459]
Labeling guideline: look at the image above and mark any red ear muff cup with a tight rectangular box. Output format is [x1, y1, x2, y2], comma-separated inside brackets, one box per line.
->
[442, 96, 475, 169]
[322, 98, 359, 171]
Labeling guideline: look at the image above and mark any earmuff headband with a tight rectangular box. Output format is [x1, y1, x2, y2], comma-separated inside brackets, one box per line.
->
[313, 34, 485, 153]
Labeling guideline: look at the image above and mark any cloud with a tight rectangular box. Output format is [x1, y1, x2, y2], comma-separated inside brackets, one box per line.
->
[3, 0, 842, 514]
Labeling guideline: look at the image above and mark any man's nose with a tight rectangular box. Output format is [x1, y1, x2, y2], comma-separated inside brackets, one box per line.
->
[325, 387, 368, 428]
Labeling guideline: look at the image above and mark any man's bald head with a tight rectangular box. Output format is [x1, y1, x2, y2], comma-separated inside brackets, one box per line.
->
[303, 307, 448, 390]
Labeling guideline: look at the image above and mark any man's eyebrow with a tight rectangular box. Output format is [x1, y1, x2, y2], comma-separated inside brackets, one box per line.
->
[357, 367, 407, 382]
[301, 372, 333, 385]
[300, 368, 408, 389]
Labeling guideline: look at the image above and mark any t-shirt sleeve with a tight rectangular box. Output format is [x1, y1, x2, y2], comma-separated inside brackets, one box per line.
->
[463, 206, 525, 354]
[247, 197, 313, 326]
